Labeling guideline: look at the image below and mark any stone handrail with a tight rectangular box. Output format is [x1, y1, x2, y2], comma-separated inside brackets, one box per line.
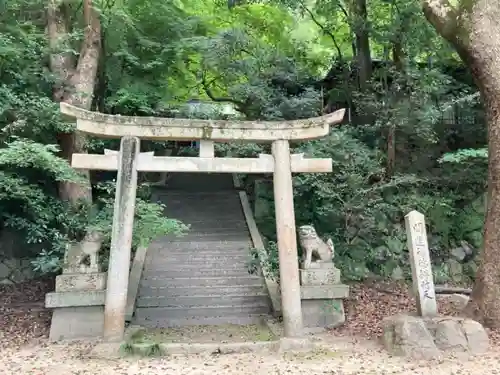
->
[236, 183, 281, 315]
[125, 245, 148, 322]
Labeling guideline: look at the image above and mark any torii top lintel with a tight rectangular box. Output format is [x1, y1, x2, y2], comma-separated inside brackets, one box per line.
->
[60, 103, 345, 142]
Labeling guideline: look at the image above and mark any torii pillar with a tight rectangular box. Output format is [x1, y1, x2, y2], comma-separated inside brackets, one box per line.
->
[272, 140, 303, 337]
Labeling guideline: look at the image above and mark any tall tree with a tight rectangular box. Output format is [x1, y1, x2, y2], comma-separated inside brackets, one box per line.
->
[422, 0, 500, 327]
[47, 0, 101, 203]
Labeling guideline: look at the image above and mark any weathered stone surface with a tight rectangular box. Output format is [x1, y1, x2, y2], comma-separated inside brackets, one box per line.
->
[434, 319, 468, 352]
[61, 102, 345, 141]
[299, 266, 340, 286]
[382, 314, 489, 360]
[445, 293, 470, 312]
[62, 231, 103, 275]
[49, 306, 104, 341]
[462, 319, 490, 354]
[55, 272, 107, 292]
[45, 290, 105, 308]
[391, 266, 404, 280]
[0, 257, 37, 284]
[301, 299, 345, 329]
[451, 246, 467, 261]
[300, 284, 349, 299]
[447, 259, 464, 283]
[298, 225, 334, 269]
[405, 210, 437, 317]
[382, 314, 439, 360]
[0, 262, 11, 279]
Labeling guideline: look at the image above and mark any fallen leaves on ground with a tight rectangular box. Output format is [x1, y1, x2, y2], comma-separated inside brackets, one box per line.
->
[0, 277, 54, 348]
[1, 277, 500, 350]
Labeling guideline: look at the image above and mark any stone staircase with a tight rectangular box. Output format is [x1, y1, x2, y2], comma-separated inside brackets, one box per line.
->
[133, 173, 271, 327]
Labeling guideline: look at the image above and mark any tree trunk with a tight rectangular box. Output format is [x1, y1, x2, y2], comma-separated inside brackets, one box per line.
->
[47, 0, 101, 204]
[422, 0, 500, 327]
[386, 123, 396, 178]
[350, 0, 372, 89]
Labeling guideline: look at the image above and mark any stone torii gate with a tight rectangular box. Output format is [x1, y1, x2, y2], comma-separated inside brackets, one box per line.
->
[60, 103, 345, 341]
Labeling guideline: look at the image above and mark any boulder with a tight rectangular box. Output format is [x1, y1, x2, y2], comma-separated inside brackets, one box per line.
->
[391, 266, 404, 280]
[450, 247, 467, 262]
[446, 259, 464, 283]
[382, 314, 440, 360]
[445, 293, 470, 312]
[382, 314, 489, 360]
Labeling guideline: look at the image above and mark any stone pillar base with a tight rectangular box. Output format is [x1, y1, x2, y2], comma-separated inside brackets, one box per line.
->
[299, 263, 349, 330]
[49, 306, 104, 342]
[47, 272, 107, 342]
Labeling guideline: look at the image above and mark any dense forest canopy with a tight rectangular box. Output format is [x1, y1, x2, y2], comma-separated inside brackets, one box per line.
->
[1, 0, 499, 322]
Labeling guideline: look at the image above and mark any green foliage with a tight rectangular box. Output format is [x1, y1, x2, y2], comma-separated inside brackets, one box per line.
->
[0, 0, 489, 286]
[0, 139, 84, 268]
[248, 241, 280, 282]
[31, 181, 189, 273]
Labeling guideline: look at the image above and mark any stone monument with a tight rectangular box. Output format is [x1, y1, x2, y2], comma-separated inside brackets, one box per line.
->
[382, 210, 489, 359]
[45, 231, 107, 341]
[298, 225, 349, 330]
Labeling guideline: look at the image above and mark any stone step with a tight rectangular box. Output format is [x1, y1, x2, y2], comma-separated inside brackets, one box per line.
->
[168, 222, 249, 230]
[144, 261, 251, 271]
[163, 210, 244, 218]
[140, 275, 262, 288]
[166, 218, 247, 226]
[136, 294, 269, 308]
[135, 304, 271, 321]
[148, 248, 252, 256]
[153, 190, 239, 196]
[146, 253, 251, 262]
[162, 200, 240, 206]
[159, 233, 251, 241]
[164, 208, 243, 216]
[134, 313, 268, 328]
[161, 231, 250, 238]
[138, 285, 265, 297]
[149, 241, 252, 250]
[142, 268, 253, 278]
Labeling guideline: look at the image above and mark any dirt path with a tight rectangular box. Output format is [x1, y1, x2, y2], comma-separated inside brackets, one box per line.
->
[1, 335, 500, 375]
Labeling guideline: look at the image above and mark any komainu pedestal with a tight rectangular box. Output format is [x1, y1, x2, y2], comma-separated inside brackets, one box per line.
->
[298, 226, 349, 330]
[300, 262, 349, 330]
[46, 232, 106, 341]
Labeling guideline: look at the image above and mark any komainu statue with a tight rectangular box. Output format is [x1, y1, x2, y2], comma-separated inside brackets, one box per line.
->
[63, 230, 104, 274]
[298, 225, 334, 269]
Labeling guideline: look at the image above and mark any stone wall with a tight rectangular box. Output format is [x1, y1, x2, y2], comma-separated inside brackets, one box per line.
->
[0, 258, 36, 285]
[0, 229, 40, 284]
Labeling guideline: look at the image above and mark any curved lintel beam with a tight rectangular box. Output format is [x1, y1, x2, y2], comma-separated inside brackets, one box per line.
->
[60, 103, 346, 141]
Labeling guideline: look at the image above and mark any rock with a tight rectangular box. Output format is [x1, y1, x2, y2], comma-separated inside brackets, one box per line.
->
[446, 293, 470, 311]
[461, 319, 490, 354]
[434, 319, 468, 352]
[0, 262, 11, 279]
[391, 266, 404, 280]
[382, 314, 489, 360]
[451, 246, 467, 261]
[450, 241, 475, 262]
[382, 314, 440, 360]
[447, 259, 464, 283]
[463, 261, 478, 278]
[460, 240, 475, 256]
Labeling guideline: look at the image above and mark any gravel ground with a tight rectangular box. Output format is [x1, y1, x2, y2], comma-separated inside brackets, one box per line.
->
[1, 278, 500, 374]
